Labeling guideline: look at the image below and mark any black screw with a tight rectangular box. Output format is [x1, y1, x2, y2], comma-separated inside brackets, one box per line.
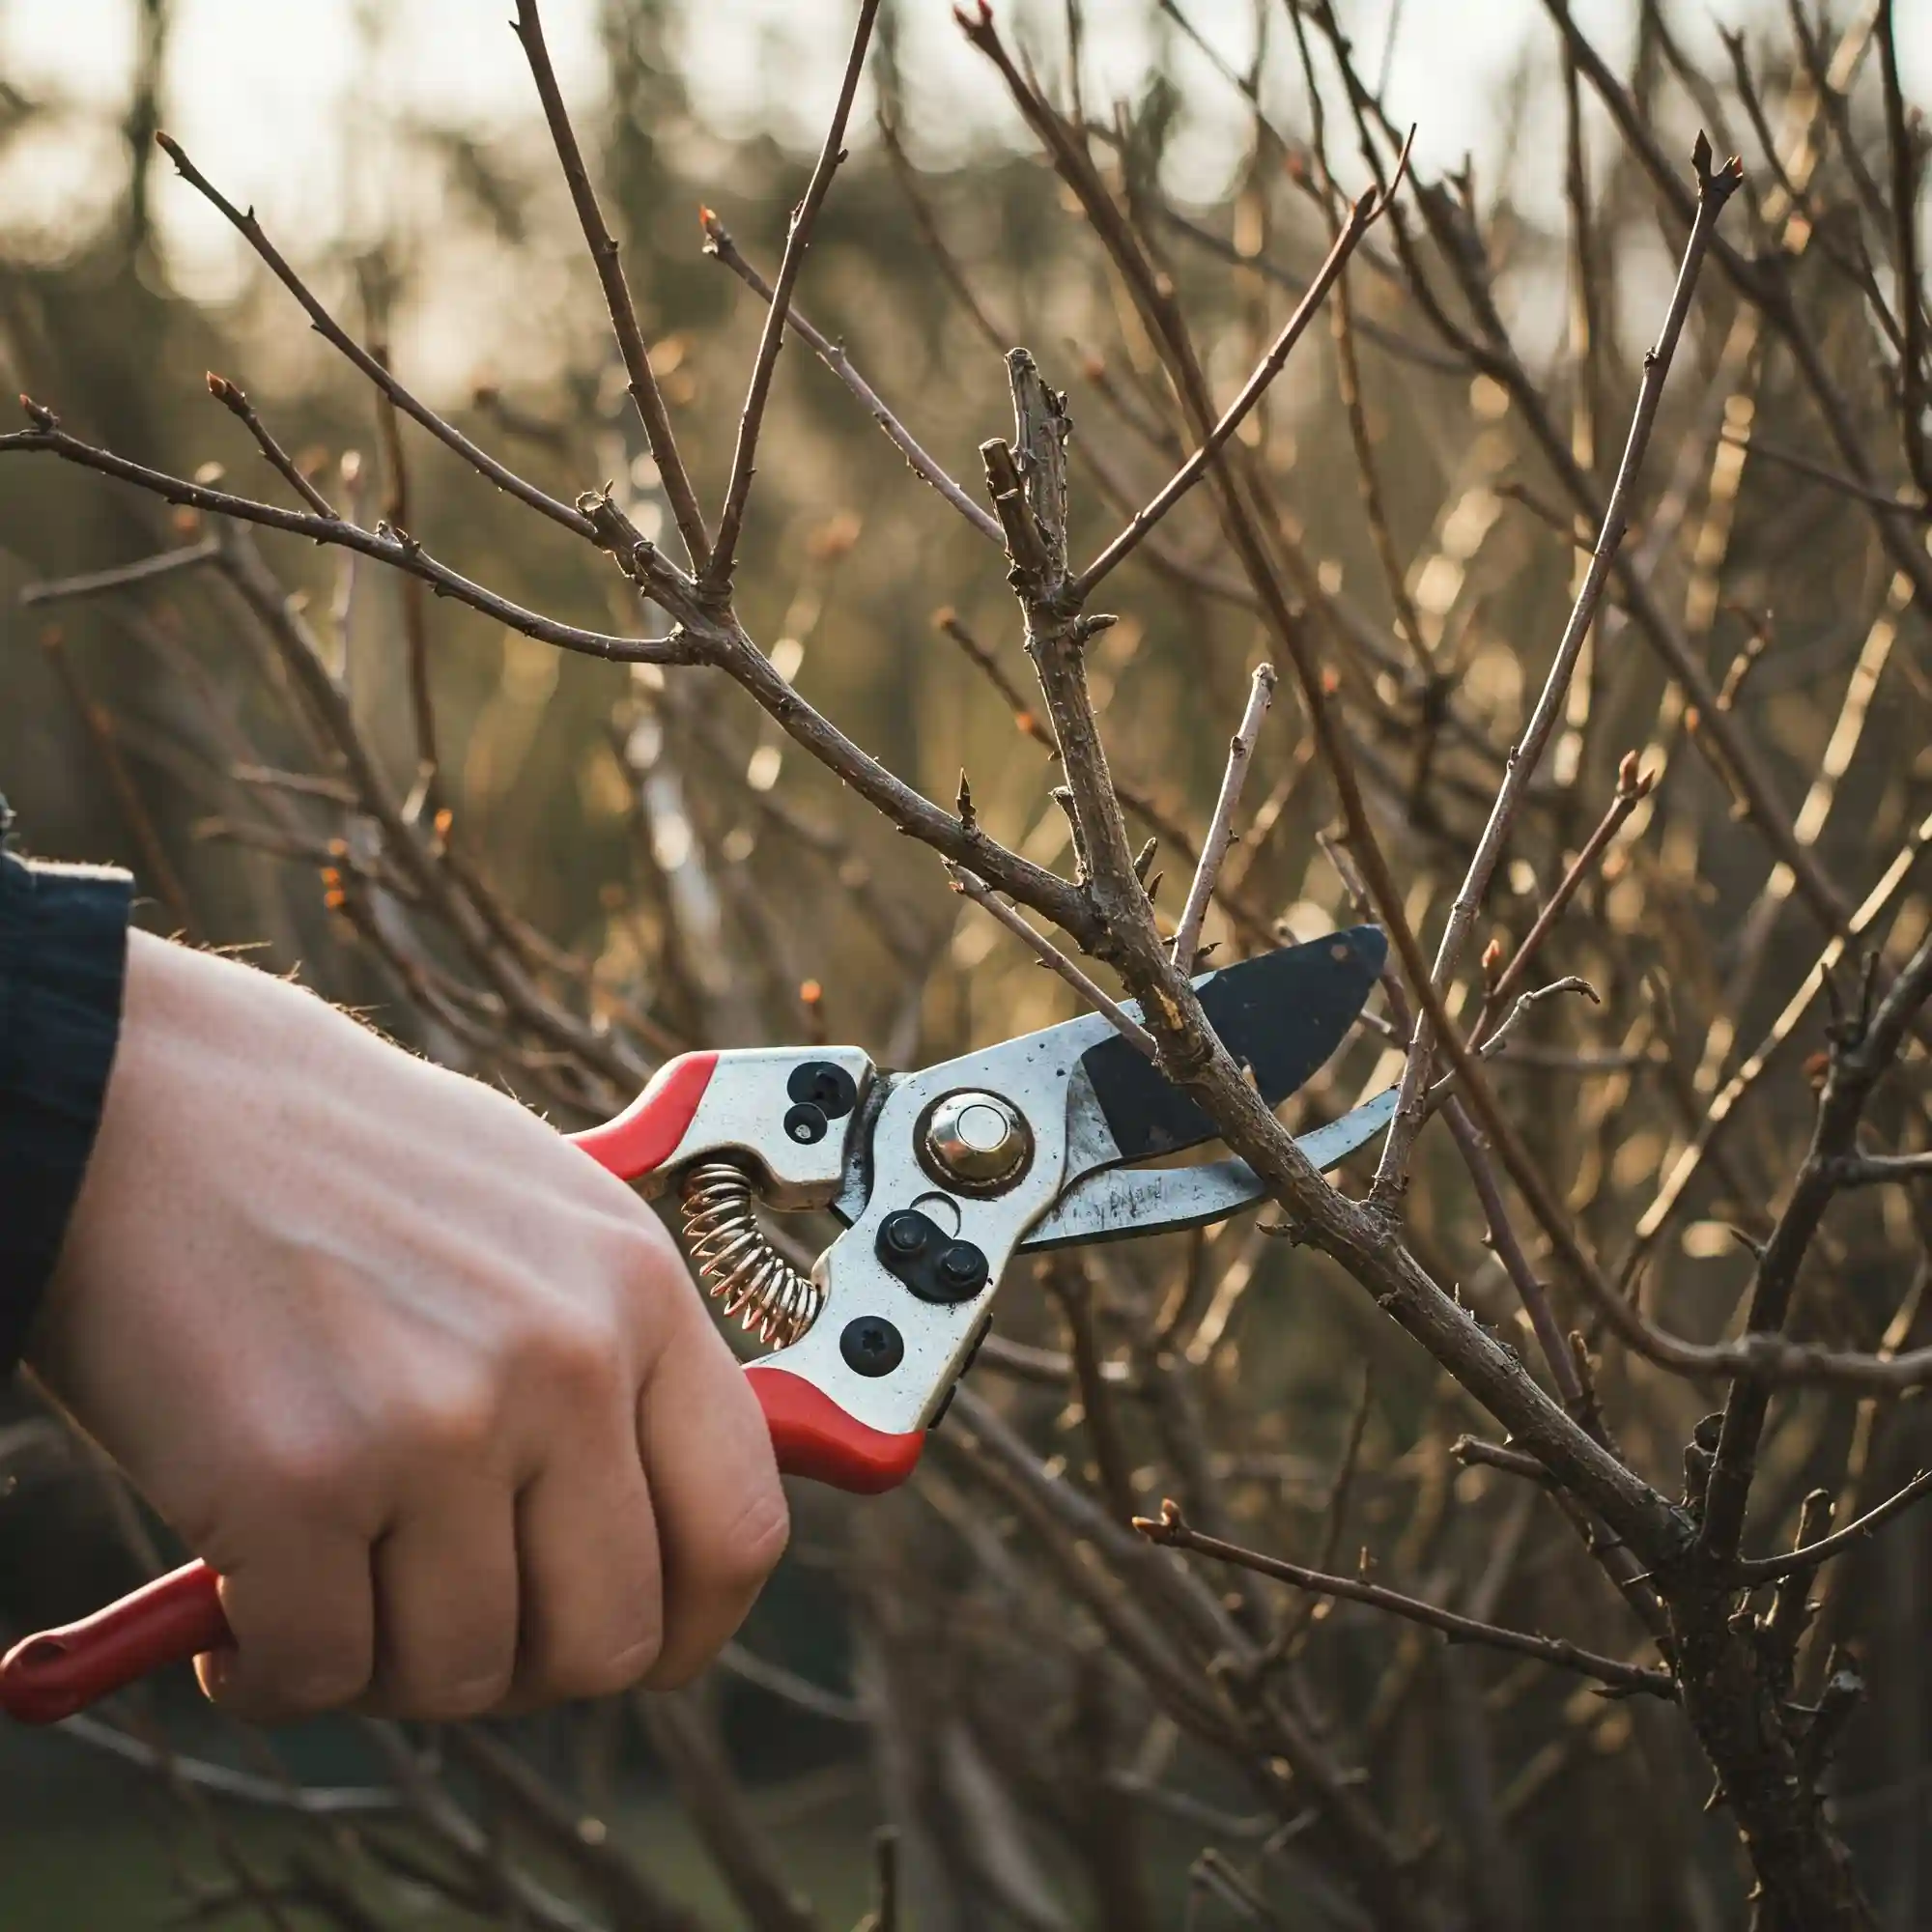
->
[882, 1211, 929, 1259]
[839, 1316, 904, 1378]
[788, 1061, 859, 1119]
[782, 1101, 828, 1145]
[937, 1241, 988, 1296]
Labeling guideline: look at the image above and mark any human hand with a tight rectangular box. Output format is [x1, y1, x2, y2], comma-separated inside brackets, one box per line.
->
[28, 933, 786, 1721]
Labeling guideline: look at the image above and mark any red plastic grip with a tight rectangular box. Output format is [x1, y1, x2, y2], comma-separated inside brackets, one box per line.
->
[747, 1365, 925, 1494]
[0, 1560, 229, 1725]
[568, 1050, 717, 1181]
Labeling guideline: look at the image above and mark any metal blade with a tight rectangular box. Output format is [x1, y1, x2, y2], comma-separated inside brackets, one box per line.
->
[1021, 1086, 1397, 1251]
[1078, 925, 1385, 1160]
[829, 926, 1384, 1228]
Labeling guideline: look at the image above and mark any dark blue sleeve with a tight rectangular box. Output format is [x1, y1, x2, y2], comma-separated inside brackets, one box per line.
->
[0, 806, 133, 1375]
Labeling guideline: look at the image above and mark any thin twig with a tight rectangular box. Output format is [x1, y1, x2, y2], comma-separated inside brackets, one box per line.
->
[1832, 1151, 1932, 1188]
[1471, 976, 1601, 1067]
[1068, 147, 1410, 601]
[703, 213, 1001, 546]
[369, 340, 441, 808]
[1719, 425, 1930, 518]
[154, 131, 595, 541]
[706, 0, 882, 594]
[1, 406, 683, 663]
[1878, 0, 1928, 495]
[1700, 924, 1932, 1560]
[1732, 1470, 1932, 1583]
[946, 864, 1157, 1061]
[205, 374, 337, 518]
[17, 538, 220, 606]
[1169, 662, 1276, 969]
[511, 0, 712, 570]
[1134, 1501, 1674, 1698]
[855, 1829, 900, 1932]
[1474, 753, 1652, 1034]
[1372, 136, 1742, 1205]
[40, 627, 202, 940]
[934, 607, 1059, 750]
[53, 1716, 398, 1815]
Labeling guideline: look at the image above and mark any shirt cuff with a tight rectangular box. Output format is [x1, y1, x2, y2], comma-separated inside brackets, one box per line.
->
[0, 850, 133, 1374]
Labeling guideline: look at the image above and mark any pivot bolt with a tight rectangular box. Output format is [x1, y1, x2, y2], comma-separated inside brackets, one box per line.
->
[923, 1091, 1030, 1191]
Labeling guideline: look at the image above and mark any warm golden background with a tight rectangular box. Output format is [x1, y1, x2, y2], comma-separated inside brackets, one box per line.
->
[2, 2, 1929, 1926]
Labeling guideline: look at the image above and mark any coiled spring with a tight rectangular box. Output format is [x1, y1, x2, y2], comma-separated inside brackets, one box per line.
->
[678, 1159, 823, 1349]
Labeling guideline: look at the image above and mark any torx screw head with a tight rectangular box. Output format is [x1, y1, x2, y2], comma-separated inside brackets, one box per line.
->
[840, 1316, 905, 1378]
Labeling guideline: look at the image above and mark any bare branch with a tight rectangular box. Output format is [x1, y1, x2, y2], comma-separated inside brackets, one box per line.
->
[1371, 137, 1742, 1205]
[205, 374, 338, 518]
[706, 0, 882, 595]
[1832, 1151, 1932, 1188]
[1476, 753, 1652, 1032]
[1472, 976, 1601, 1067]
[40, 627, 203, 943]
[1, 407, 681, 664]
[1720, 425, 1932, 520]
[512, 0, 711, 567]
[702, 213, 1001, 546]
[1134, 1500, 1675, 1698]
[947, 864, 1157, 1061]
[154, 131, 596, 542]
[1701, 923, 1932, 1559]
[1733, 1469, 1932, 1584]
[1069, 143, 1409, 601]
[17, 538, 219, 607]
[1169, 662, 1276, 969]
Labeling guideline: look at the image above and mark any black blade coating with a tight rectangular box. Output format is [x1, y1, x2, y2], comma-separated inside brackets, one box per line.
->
[1079, 925, 1387, 1160]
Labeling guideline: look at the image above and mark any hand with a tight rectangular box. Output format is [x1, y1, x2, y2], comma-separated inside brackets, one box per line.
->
[28, 932, 786, 1721]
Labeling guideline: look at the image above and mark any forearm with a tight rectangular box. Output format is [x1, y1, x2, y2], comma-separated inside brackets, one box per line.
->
[0, 796, 132, 1373]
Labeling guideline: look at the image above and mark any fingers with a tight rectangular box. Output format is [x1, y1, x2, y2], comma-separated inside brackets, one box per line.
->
[362, 1472, 519, 1719]
[190, 1208, 783, 1722]
[200, 1521, 374, 1721]
[503, 1428, 665, 1710]
[636, 1304, 789, 1688]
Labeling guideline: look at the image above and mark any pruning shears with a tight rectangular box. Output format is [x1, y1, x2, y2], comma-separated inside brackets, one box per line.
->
[0, 927, 1391, 1724]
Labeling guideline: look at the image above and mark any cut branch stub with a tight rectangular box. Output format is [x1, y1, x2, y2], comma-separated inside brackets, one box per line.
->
[1007, 348, 1071, 575]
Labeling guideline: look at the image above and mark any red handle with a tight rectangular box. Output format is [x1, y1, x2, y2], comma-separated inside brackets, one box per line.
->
[0, 1053, 923, 1724]
[0, 1368, 923, 1723]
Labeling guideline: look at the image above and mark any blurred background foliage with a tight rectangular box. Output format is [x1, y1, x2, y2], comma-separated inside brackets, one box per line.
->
[2, 0, 1930, 1926]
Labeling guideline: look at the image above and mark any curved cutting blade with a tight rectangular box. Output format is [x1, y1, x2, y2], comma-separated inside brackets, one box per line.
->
[1077, 924, 1386, 1160]
[1022, 1084, 1397, 1251]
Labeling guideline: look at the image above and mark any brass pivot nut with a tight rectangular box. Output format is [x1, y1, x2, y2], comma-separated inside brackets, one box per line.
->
[923, 1090, 1031, 1192]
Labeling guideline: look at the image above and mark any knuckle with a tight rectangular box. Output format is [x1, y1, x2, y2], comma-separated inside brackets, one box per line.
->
[603, 1214, 688, 1303]
[400, 1374, 502, 1463]
[250, 1426, 369, 1521]
[526, 1305, 627, 1402]
[269, 1647, 373, 1718]
[401, 1664, 514, 1722]
[710, 1479, 791, 1597]
[543, 1627, 663, 1704]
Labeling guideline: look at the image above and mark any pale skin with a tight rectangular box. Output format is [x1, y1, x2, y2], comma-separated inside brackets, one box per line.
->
[27, 931, 788, 1722]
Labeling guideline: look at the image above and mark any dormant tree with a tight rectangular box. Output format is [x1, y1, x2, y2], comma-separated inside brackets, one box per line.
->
[4, 2, 1930, 1927]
